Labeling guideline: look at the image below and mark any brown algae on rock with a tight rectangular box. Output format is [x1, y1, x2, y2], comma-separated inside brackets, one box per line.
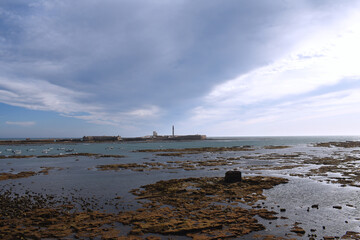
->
[263, 146, 290, 149]
[0, 175, 288, 239]
[119, 176, 288, 238]
[136, 146, 255, 154]
[0, 171, 37, 181]
[96, 159, 236, 172]
[0, 190, 121, 239]
[314, 141, 360, 148]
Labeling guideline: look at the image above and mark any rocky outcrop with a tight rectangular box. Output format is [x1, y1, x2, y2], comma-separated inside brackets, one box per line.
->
[225, 171, 242, 183]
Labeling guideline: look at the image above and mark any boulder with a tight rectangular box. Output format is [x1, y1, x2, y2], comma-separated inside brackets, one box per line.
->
[225, 171, 242, 183]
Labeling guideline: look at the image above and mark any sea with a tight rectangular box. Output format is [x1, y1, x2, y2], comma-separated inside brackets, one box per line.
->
[1, 136, 360, 239]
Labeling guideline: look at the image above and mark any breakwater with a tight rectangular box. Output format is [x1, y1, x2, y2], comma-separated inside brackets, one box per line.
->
[0, 134, 207, 145]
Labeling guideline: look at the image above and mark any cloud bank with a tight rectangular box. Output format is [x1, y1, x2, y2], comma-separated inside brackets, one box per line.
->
[1, 0, 360, 136]
[6, 121, 35, 127]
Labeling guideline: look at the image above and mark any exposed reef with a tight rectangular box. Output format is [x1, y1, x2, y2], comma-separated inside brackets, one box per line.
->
[97, 158, 236, 172]
[136, 146, 255, 155]
[97, 162, 166, 172]
[0, 175, 289, 239]
[120, 176, 288, 238]
[0, 167, 64, 181]
[0, 189, 121, 239]
[0, 171, 37, 181]
[314, 141, 360, 148]
[263, 146, 290, 149]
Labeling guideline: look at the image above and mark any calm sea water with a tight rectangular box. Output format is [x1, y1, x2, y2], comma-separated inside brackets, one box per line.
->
[1, 135, 360, 156]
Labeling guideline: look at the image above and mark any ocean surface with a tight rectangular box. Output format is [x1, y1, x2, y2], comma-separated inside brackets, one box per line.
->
[1, 135, 360, 155]
[1, 136, 360, 239]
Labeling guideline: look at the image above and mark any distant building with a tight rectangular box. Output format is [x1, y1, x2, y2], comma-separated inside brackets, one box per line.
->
[153, 131, 158, 138]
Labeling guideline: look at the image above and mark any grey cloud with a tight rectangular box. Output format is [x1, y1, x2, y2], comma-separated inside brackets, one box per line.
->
[0, 0, 357, 125]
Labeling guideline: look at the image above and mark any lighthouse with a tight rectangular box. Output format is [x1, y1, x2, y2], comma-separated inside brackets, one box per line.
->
[172, 125, 174, 137]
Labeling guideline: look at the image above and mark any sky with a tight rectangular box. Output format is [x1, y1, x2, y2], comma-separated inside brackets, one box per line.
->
[1, 0, 360, 138]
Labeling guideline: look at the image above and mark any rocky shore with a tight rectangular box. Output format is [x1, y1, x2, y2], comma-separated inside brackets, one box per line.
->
[1, 140, 360, 239]
[0, 174, 288, 239]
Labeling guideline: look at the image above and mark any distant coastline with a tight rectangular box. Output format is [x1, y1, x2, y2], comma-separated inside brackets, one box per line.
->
[0, 134, 207, 145]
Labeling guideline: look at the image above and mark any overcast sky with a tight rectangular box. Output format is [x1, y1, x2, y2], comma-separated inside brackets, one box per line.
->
[1, 0, 360, 137]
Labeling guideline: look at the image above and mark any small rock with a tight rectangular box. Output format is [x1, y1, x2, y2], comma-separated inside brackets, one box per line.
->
[333, 206, 342, 209]
[224, 171, 242, 183]
[291, 226, 305, 235]
[311, 204, 319, 209]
